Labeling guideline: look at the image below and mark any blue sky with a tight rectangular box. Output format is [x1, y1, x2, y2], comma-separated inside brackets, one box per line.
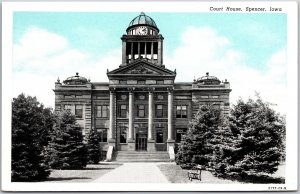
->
[13, 12, 286, 69]
[12, 12, 287, 113]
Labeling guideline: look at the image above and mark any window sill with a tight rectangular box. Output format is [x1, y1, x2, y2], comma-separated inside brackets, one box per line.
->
[120, 143, 128, 145]
[156, 143, 165, 144]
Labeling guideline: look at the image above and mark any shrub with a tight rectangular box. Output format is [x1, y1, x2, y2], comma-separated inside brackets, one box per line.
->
[44, 110, 88, 169]
[86, 130, 102, 164]
[12, 94, 53, 181]
[176, 104, 222, 169]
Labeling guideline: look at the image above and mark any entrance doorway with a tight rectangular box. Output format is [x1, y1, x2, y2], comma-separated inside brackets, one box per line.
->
[136, 133, 147, 151]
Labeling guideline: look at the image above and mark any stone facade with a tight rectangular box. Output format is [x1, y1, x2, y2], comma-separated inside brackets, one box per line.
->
[54, 12, 231, 158]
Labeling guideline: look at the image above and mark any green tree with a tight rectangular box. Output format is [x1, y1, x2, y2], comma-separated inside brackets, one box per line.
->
[86, 129, 102, 164]
[12, 94, 53, 181]
[211, 96, 285, 177]
[44, 110, 88, 169]
[176, 104, 222, 169]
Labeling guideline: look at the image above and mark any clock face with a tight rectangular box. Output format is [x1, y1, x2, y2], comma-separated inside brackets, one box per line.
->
[137, 26, 148, 35]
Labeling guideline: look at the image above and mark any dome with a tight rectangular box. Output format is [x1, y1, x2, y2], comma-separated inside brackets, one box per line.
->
[196, 72, 221, 85]
[63, 72, 88, 85]
[127, 12, 159, 32]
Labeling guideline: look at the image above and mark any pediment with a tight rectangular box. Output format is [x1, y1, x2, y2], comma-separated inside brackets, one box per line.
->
[107, 59, 176, 77]
[122, 63, 161, 75]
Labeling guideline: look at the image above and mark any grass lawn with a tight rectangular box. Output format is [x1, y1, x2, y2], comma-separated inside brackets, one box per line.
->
[157, 163, 238, 184]
[157, 163, 285, 184]
[43, 162, 122, 183]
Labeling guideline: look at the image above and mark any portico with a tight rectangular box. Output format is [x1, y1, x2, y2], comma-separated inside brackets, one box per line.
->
[107, 85, 175, 152]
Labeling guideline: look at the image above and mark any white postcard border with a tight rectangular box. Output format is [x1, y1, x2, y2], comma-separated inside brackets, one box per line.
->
[2, 1, 298, 191]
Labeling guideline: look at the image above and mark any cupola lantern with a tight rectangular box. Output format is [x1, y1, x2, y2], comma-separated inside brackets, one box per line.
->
[121, 12, 164, 66]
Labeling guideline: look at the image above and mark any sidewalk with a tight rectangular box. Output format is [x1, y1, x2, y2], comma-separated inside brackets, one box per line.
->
[92, 162, 170, 183]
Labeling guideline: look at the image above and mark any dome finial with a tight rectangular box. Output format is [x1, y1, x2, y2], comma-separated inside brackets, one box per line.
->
[76, 72, 79, 76]
[206, 72, 209, 76]
[140, 12, 145, 15]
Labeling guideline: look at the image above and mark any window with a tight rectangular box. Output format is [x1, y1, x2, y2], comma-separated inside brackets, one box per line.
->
[97, 128, 108, 142]
[176, 128, 187, 142]
[137, 105, 145, 118]
[120, 126, 127, 143]
[176, 105, 187, 118]
[75, 105, 83, 118]
[157, 95, 164, 100]
[156, 130, 164, 143]
[96, 105, 109, 118]
[156, 105, 163, 118]
[64, 104, 72, 111]
[119, 105, 128, 118]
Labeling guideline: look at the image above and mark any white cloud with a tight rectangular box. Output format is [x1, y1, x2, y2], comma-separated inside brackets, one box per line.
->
[14, 27, 68, 65]
[13, 26, 120, 107]
[165, 27, 287, 114]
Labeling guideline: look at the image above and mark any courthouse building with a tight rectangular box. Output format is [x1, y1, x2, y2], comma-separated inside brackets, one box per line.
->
[54, 12, 231, 161]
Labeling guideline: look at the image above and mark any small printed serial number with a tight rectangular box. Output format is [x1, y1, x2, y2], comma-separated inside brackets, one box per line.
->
[268, 187, 287, 190]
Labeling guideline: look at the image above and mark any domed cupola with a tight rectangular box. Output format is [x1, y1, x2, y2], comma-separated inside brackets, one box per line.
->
[63, 72, 89, 85]
[121, 12, 164, 66]
[126, 12, 159, 36]
[195, 72, 221, 85]
[126, 12, 159, 35]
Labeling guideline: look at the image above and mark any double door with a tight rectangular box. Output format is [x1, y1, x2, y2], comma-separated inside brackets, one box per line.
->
[136, 133, 147, 151]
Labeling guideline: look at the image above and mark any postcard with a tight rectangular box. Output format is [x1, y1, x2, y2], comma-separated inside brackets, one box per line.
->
[2, 1, 298, 191]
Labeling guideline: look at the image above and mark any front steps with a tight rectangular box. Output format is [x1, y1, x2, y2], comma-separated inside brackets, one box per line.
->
[114, 151, 171, 162]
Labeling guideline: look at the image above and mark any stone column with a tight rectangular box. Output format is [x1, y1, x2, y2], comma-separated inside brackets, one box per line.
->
[122, 41, 126, 65]
[167, 88, 175, 150]
[108, 90, 116, 146]
[147, 90, 155, 151]
[128, 91, 134, 140]
[158, 40, 162, 65]
[131, 42, 134, 61]
[148, 91, 153, 140]
[151, 42, 154, 62]
[128, 90, 135, 151]
[138, 42, 141, 58]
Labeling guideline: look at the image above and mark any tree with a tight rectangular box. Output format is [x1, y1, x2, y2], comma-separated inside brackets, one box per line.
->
[44, 110, 88, 169]
[211, 96, 285, 177]
[176, 104, 222, 169]
[86, 130, 102, 164]
[12, 94, 53, 181]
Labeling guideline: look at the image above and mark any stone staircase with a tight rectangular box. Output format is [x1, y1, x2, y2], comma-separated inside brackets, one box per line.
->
[114, 151, 171, 162]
